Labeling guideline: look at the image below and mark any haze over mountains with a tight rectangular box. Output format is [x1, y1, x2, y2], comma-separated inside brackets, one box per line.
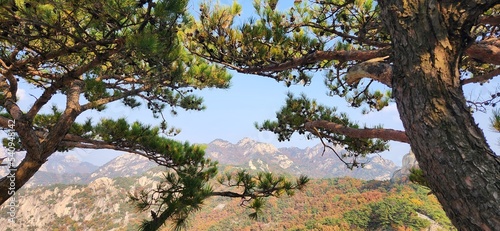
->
[0, 138, 444, 231]
[2, 138, 398, 188]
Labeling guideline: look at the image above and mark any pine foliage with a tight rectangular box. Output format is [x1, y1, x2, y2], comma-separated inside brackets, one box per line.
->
[0, 1, 308, 230]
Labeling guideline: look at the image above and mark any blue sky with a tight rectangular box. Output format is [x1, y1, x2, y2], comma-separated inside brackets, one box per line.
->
[4, 0, 500, 167]
[64, 65, 499, 166]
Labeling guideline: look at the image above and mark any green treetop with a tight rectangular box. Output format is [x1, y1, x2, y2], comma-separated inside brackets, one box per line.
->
[0, 1, 308, 230]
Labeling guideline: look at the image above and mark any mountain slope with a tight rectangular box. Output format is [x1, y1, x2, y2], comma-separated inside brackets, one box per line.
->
[0, 138, 449, 231]
[0, 171, 454, 231]
[89, 153, 158, 180]
[206, 138, 398, 180]
[0, 152, 99, 188]
[2, 137, 397, 189]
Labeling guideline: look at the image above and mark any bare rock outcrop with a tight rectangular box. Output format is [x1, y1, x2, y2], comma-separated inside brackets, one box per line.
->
[391, 150, 419, 183]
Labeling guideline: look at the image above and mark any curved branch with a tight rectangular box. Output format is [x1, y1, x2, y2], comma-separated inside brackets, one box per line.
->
[345, 57, 392, 87]
[211, 191, 245, 198]
[42, 79, 84, 160]
[304, 120, 409, 143]
[80, 87, 144, 111]
[59, 134, 174, 167]
[461, 68, 500, 85]
[26, 75, 64, 119]
[249, 38, 500, 74]
[317, 39, 500, 87]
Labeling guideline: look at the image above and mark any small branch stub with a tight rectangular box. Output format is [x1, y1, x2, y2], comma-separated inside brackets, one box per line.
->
[345, 56, 392, 87]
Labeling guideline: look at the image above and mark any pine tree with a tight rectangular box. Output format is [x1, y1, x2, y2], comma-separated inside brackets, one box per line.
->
[188, 0, 500, 229]
[0, 1, 308, 230]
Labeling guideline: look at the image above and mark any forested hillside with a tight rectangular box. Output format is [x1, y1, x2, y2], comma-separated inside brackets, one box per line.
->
[189, 178, 454, 231]
[0, 165, 454, 230]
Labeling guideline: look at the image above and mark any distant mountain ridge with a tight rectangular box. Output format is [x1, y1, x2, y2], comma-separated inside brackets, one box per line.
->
[8, 138, 398, 187]
[0, 139, 451, 231]
[0, 152, 99, 187]
[206, 138, 397, 180]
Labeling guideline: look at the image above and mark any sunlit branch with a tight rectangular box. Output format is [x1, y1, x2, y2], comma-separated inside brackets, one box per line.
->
[1, 70, 18, 104]
[345, 56, 392, 87]
[42, 80, 84, 155]
[0, 73, 24, 123]
[304, 120, 409, 143]
[465, 38, 500, 65]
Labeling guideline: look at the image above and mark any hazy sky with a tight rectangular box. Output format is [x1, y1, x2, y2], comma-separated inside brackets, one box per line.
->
[3, 0, 500, 167]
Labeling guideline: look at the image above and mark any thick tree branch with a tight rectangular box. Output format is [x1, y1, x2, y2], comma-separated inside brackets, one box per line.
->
[304, 120, 409, 143]
[25, 76, 64, 119]
[479, 15, 500, 25]
[461, 68, 500, 85]
[41, 79, 83, 160]
[0, 116, 10, 128]
[240, 48, 392, 74]
[0, 74, 42, 154]
[211, 191, 245, 198]
[465, 38, 500, 65]
[233, 38, 499, 77]
[1, 70, 18, 106]
[59, 134, 175, 167]
[345, 56, 392, 87]
[331, 38, 500, 87]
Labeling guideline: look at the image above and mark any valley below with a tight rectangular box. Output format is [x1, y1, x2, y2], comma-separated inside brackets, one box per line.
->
[0, 138, 454, 230]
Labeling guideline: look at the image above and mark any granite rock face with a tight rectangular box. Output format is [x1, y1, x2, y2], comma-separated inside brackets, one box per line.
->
[391, 150, 419, 183]
[206, 138, 398, 180]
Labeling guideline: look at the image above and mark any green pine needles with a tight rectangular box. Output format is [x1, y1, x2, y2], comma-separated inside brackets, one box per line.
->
[0, 0, 308, 230]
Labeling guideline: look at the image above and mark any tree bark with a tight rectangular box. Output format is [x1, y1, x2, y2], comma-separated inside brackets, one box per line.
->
[304, 120, 409, 143]
[0, 79, 83, 205]
[379, 1, 500, 230]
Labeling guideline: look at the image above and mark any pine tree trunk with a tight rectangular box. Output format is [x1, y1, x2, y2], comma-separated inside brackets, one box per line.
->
[0, 154, 45, 204]
[379, 1, 500, 230]
[0, 79, 82, 205]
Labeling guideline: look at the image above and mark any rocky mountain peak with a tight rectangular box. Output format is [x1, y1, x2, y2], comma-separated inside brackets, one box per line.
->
[89, 177, 114, 191]
[11, 138, 400, 188]
[236, 137, 257, 146]
[210, 139, 232, 148]
[391, 151, 419, 182]
[207, 138, 397, 180]
[89, 153, 157, 180]
[250, 143, 279, 155]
